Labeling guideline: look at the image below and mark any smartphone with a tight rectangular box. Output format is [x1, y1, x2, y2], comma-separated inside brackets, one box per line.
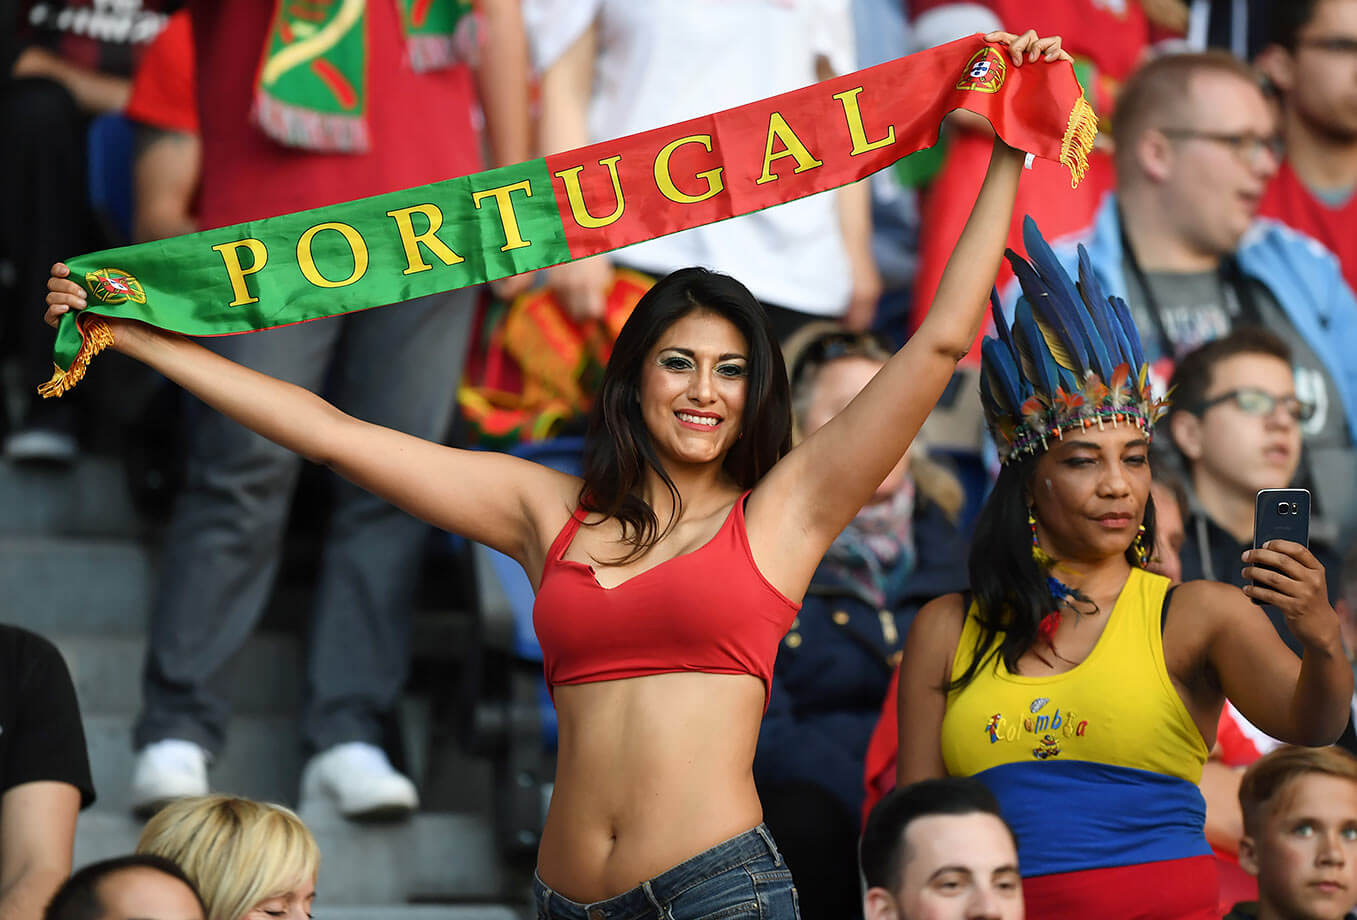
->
[1250, 488, 1311, 602]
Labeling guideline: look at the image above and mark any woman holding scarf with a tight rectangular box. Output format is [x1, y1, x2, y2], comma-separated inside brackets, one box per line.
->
[896, 219, 1353, 918]
[47, 31, 1069, 920]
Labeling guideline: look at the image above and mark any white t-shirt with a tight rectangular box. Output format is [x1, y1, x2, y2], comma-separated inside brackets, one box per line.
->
[526, 0, 857, 316]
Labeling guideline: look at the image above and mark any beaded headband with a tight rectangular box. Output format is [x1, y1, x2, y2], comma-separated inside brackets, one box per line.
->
[980, 217, 1169, 465]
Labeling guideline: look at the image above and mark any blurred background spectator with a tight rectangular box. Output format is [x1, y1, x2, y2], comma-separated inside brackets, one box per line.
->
[0, 624, 94, 920]
[0, 0, 174, 462]
[126, 0, 531, 823]
[137, 795, 317, 920]
[754, 324, 969, 920]
[524, 0, 880, 342]
[1256, 1, 1357, 298]
[44, 854, 207, 920]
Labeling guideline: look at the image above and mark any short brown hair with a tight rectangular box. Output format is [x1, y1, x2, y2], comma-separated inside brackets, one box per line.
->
[1239, 746, 1357, 835]
[1167, 326, 1292, 418]
[1112, 51, 1263, 174]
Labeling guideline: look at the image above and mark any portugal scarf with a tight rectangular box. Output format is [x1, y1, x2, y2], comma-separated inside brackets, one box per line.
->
[45, 35, 1096, 397]
[254, 0, 474, 152]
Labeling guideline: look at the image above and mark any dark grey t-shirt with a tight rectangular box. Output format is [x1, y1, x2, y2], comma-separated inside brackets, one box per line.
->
[1123, 261, 1357, 538]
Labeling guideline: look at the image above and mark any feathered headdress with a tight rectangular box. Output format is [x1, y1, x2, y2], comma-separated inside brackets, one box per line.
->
[980, 217, 1169, 465]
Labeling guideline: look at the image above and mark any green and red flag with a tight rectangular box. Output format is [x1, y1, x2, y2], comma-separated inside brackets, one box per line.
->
[44, 34, 1096, 397]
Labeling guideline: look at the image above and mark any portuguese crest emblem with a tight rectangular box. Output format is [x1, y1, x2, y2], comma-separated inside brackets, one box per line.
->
[86, 268, 146, 305]
[956, 47, 1007, 94]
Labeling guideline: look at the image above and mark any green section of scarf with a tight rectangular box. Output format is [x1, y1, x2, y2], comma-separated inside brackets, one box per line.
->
[254, 0, 473, 152]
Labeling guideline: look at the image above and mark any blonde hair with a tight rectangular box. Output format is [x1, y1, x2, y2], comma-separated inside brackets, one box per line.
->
[136, 795, 320, 920]
[1239, 746, 1357, 836]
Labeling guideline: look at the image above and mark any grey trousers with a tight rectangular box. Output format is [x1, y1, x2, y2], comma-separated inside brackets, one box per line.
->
[134, 288, 476, 756]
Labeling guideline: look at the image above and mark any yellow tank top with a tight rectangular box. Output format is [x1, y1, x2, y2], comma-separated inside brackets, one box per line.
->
[938, 569, 1212, 880]
[942, 567, 1207, 781]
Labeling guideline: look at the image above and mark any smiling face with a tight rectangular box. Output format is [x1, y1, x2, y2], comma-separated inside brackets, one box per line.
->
[1171, 352, 1302, 503]
[1028, 427, 1152, 564]
[240, 877, 316, 920]
[1160, 70, 1280, 257]
[876, 813, 1023, 920]
[638, 308, 750, 473]
[1242, 773, 1357, 920]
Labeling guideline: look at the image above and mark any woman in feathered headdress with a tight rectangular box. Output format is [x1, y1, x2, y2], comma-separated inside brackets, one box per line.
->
[894, 218, 1352, 919]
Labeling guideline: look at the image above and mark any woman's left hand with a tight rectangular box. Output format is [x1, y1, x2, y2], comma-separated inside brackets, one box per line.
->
[1243, 540, 1342, 651]
[984, 30, 1073, 65]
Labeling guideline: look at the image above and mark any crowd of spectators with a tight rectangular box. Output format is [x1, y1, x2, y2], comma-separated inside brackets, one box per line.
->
[5, 0, 1357, 919]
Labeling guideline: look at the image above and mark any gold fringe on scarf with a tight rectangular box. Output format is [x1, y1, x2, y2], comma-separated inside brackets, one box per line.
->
[37, 317, 116, 399]
[1059, 95, 1099, 188]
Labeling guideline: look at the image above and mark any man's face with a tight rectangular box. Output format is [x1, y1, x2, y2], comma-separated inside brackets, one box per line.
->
[95, 867, 205, 920]
[864, 813, 1023, 920]
[1148, 481, 1185, 584]
[1158, 71, 1279, 257]
[1284, 1, 1357, 142]
[1172, 353, 1303, 502]
[1241, 773, 1357, 920]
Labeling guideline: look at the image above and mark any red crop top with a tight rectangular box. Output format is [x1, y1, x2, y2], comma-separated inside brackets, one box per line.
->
[532, 492, 800, 707]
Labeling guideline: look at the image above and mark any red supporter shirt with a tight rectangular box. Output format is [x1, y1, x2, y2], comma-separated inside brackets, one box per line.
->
[1259, 159, 1357, 297]
[187, 0, 482, 230]
[908, 0, 1158, 359]
[124, 8, 196, 134]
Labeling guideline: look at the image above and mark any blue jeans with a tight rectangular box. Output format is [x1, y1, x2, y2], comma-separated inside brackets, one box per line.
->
[533, 825, 800, 920]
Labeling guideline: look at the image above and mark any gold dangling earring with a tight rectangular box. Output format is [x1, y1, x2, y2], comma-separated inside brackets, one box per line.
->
[1132, 523, 1151, 567]
[1029, 508, 1056, 569]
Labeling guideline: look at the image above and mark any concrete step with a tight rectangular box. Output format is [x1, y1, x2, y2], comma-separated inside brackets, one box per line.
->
[83, 713, 304, 814]
[75, 810, 509, 906]
[53, 632, 303, 716]
[0, 456, 143, 538]
[0, 536, 152, 635]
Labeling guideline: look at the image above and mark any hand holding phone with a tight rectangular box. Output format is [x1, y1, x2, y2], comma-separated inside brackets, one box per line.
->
[1244, 488, 1336, 649]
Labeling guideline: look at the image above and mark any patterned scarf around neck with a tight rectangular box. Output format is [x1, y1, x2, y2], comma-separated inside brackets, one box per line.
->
[818, 477, 917, 610]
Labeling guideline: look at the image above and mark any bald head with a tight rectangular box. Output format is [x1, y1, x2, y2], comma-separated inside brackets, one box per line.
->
[45, 857, 206, 920]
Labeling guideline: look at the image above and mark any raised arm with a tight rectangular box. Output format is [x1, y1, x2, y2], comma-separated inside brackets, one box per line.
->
[1182, 543, 1353, 746]
[44, 276, 575, 572]
[749, 33, 1065, 596]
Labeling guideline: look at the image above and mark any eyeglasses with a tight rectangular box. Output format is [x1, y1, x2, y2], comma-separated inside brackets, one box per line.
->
[1158, 129, 1284, 168]
[788, 329, 893, 389]
[1297, 36, 1357, 57]
[1191, 387, 1315, 423]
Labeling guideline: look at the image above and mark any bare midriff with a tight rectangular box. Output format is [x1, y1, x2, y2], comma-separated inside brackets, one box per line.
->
[535, 671, 767, 903]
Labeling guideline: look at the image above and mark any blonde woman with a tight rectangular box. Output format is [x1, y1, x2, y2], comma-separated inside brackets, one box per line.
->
[137, 795, 318, 920]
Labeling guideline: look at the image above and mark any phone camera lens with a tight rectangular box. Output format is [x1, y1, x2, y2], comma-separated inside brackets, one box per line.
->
[1277, 502, 1289, 514]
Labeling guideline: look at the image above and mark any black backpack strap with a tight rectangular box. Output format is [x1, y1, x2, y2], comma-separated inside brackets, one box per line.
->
[1161, 585, 1179, 634]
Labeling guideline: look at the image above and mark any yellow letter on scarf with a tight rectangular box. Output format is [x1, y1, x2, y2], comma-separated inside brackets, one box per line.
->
[472, 181, 534, 251]
[387, 204, 466, 275]
[297, 222, 370, 288]
[654, 136, 725, 204]
[833, 87, 896, 155]
[555, 156, 627, 229]
[755, 112, 823, 185]
[212, 239, 270, 307]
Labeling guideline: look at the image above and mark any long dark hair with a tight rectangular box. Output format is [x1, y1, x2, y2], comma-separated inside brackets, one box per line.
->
[948, 452, 1158, 692]
[578, 267, 792, 562]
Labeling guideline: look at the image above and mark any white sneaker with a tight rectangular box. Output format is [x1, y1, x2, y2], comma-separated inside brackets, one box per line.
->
[300, 742, 418, 821]
[130, 739, 209, 816]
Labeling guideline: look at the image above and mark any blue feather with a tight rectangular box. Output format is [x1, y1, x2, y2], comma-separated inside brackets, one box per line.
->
[981, 336, 1024, 416]
[1075, 247, 1122, 378]
[1022, 216, 1085, 314]
[990, 288, 1015, 356]
[1012, 299, 1061, 399]
[1109, 293, 1146, 370]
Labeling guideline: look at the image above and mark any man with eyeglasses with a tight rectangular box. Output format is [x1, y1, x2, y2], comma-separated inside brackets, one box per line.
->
[1257, 0, 1357, 297]
[1006, 50, 1357, 546]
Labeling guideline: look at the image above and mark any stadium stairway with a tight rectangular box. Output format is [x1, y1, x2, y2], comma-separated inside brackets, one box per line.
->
[0, 454, 526, 919]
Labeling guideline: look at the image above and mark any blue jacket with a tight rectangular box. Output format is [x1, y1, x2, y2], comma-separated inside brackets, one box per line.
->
[753, 497, 968, 815]
[1000, 194, 1357, 446]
